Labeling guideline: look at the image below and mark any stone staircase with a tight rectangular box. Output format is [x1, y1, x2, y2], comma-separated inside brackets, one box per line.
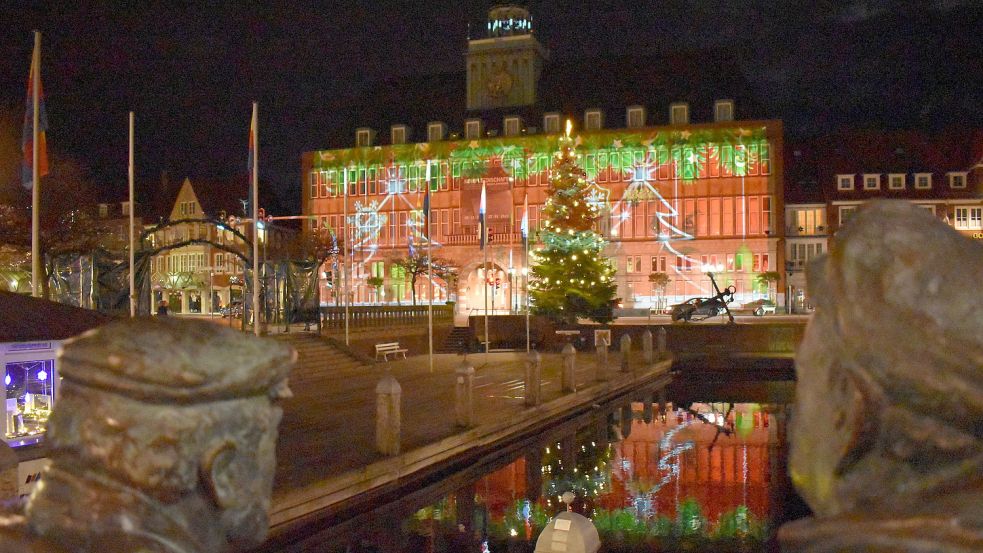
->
[272, 333, 368, 384]
[437, 326, 477, 354]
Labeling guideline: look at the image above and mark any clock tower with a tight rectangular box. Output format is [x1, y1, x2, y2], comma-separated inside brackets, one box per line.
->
[466, 5, 548, 111]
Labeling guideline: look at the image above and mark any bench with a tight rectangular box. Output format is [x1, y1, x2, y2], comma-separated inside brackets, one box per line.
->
[375, 342, 408, 361]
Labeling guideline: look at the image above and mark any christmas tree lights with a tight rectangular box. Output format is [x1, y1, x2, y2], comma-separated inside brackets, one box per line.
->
[529, 124, 617, 324]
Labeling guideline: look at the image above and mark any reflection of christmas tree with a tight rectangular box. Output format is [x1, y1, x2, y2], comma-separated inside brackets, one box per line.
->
[530, 128, 617, 324]
[542, 437, 613, 516]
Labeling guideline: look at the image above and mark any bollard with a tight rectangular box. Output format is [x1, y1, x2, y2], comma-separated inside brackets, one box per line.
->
[376, 374, 402, 455]
[642, 394, 654, 424]
[455, 359, 475, 427]
[642, 328, 654, 365]
[620, 334, 632, 372]
[524, 350, 542, 406]
[595, 341, 609, 381]
[562, 343, 577, 392]
[657, 327, 667, 356]
[620, 404, 633, 439]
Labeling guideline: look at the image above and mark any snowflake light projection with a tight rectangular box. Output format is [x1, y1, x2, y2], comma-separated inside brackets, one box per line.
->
[347, 200, 387, 262]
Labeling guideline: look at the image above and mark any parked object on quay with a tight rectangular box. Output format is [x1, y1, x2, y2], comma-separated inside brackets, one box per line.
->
[0, 317, 296, 553]
[779, 201, 983, 552]
[743, 298, 777, 316]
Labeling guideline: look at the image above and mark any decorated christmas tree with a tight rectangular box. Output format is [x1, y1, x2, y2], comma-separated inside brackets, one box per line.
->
[530, 123, 617, 324]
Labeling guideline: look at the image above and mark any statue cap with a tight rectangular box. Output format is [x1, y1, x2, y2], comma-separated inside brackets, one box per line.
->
[58, 318, 295, 403]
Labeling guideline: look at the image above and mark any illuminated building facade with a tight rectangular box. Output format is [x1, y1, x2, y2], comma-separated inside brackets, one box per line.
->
[301, 5, 785, 313]
[784, 129, 983, 310]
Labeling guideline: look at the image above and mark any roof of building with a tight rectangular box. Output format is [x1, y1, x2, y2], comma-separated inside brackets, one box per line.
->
[785, 127, 983, 204]
[323, 48, 764, 150]
[0, 292, 114, 343]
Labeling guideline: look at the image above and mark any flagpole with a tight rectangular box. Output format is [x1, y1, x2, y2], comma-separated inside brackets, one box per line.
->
[128, 111, 136, 317]
[524, 193, 530, 353]
[343, 168, 350, 345]
[251, 102, 260, 337]
[426, 161, 434, 373]
[31, 31, 41, 298]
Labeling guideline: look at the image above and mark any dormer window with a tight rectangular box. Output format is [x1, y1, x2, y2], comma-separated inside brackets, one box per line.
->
[355, 128, 374, 147]
[626, 106, 645, 129]
[121, 201, 131, 216]
[714, 99, 735, 122]
[670, 102, 689, 125]
[98, 204, 109, 218]
[503, 116, 522, 137]
[584, 108, 603, 130]
[390, 124, 408, 145]
[863, 173, 881, 190]
[837, 174, 855, 191]
[427, 121, 447, 142]
[464, 119, 483, 140]
[948, 171, 968, 189]
[915, 173, 932, 189]
[888, 173, 905, 189]
[543, 113, 561, 134]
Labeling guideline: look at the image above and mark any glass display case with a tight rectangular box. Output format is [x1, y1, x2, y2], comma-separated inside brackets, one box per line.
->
[4, 358, 55, 445]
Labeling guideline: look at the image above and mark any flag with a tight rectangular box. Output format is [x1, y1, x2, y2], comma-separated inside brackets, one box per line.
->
[422, 162, 431, 233]
[408, 228, 417, 257]
[478, 181, 487, 250]
[22, 40, 49, 189]
[521, 193, 529, 249]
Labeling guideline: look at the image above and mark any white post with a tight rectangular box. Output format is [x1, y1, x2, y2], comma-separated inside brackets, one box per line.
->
[128, 111, 136, 317]
[455, 359, 475, 427]
[251, 102, 260, 337]
[31, 31, 41, 298]
[343, 169, 350, 345]
[562, 343, 576, 392]
[427, 160, 434, 373]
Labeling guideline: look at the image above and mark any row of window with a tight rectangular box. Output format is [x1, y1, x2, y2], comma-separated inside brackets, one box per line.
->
[153, 252, 237, 274]
[309, 143, 772, 200]
[626, 253, 771, 274]
[362, 101, 737, 146]
[178, 201, 197, 216]
[836, 204, 982, 230]
[837, 172, 967, 191]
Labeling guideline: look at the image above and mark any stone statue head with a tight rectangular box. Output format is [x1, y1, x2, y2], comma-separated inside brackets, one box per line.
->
[24, 317, 295, 552]
[784, 201, 983, 548]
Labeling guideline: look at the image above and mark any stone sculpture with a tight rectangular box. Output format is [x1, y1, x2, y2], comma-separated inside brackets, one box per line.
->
[0, 317, 295, 553]
[779, 201, 983, 552]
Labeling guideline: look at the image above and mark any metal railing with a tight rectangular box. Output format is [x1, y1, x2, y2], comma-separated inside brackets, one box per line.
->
[319, 304, 454, 330]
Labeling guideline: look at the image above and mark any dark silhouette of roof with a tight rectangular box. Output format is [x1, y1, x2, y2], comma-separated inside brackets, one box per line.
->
[323, 48, 763, 149]
[0, 292, 113, 343]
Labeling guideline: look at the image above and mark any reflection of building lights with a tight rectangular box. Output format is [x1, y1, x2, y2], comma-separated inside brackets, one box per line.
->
[509, 528, 518, 537]
[4, 374, 9, 386]
[37, 370, 47, 381]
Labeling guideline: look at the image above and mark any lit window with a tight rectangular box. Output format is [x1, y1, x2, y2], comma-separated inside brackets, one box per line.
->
[863, 174, 880, 190]
[836, 174, 854, 191]
[914, 173, 932, 189]
[948, 172, 967, 189]
[954, 207, 982, 230]
[390, 125, 407, 145]
[669, 102, 689, 125]
[504, 116, 521, 136]
[585, 109, 603, 130]
[355, 129, 373, 147]
[464, 119, 482, 140]
[714, 100, 734, 122]
[543, 113, 561, 134]
[888, 173, 905, 189]
[626, 106, 645, 128]
[427, 122, 446, 142]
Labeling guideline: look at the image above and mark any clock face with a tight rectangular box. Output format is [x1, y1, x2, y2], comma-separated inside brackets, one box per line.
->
[487, 69, 514, 98]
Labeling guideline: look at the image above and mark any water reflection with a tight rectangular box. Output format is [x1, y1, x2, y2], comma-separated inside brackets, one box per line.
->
[396, 401, 785, 553]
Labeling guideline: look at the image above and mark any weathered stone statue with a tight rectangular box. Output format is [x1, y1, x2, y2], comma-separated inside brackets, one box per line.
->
[0, 317, 295, 553]
[780, 201, 983, 552]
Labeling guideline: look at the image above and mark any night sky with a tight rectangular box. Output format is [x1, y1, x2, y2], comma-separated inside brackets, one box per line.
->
[1, 1, 980, 214]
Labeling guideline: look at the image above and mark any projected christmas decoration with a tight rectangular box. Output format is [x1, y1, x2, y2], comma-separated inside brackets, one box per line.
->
[529, 125, 617, 324]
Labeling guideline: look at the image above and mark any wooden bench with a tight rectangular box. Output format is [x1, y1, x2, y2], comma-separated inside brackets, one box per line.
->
[375, 342, 408, 361]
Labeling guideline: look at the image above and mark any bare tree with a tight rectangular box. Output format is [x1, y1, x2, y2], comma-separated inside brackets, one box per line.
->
[391, 252, 455, 306]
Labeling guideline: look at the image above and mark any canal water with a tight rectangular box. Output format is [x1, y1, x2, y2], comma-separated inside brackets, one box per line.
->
[290, 375, 806, 553]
